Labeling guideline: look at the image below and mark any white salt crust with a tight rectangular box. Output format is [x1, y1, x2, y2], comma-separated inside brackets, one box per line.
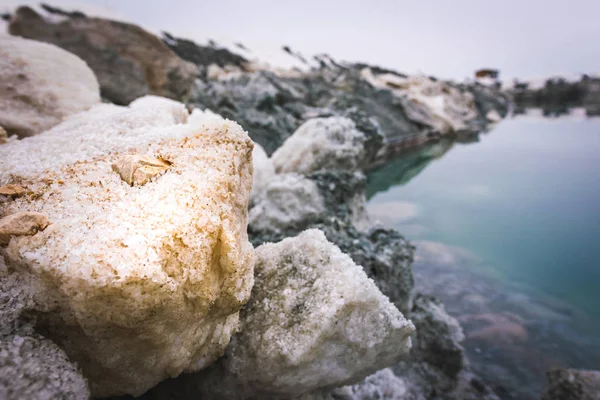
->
[0, 98, 255, 397]
[271, 117, 367, 174]
[199, 229, 415, 398]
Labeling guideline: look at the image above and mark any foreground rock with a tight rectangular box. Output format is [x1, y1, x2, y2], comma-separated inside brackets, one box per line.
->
[0, 35, 100, 138]
[139, 229, 414, 399]
[541, 369, 600, 400]
[0, 97, 255, 397]
[9, 6, 198, 105]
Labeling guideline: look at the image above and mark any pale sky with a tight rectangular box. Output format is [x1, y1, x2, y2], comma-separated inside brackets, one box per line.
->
[2, 0, 599, 81]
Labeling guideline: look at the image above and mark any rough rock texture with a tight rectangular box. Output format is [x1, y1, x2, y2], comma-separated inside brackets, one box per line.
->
[0, 212, 50, 245]
[249, 173, 325, 233]
[296, 368, 408, 400]
[9, 6, 198, 105]
[0, 330, 89, 400]
[392, 294, 499, 400]
[162, 31, 249, 70]
[249, 171, 414, 315]
[0, 97, 255, 397]
[302, 368, 409, 400]
[0, 35, 100, 138]
[541, 369, 600, 400]
[271, 117, 381, 174]
[250, 143, 275, 205]
[143, 230, 414, 400]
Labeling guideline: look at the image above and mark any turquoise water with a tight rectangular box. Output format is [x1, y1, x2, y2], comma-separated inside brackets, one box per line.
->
[367, 114, 600, 319]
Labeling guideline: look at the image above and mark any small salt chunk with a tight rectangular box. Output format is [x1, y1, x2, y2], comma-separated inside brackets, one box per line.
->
[112, 155, 171, 186]
[0, 126, 7, 144]
[0, 211, 50, 245]
[0, 184, 26, 198]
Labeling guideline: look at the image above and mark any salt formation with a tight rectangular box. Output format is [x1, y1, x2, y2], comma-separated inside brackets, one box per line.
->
[302, 369, 408, 400]
[250, 143, 276, 205]
[0, 35, 100, 138]
[271, 117, 369, 174]
[0, 126, 7, 144]
[249, 173, 325, 233]
[9, 6, 198, 105]
[0, 97, 255, 397]
[0, 332, 89, 400]
[196, 229, 414, 399]
[111, 155, 171, 186]
[0, 212, 50, 245]
[0, 185, 25, 198]
[361, 68, 478, 134]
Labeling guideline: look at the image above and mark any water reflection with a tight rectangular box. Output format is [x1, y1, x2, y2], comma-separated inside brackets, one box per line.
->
[366, 138, 455, 198]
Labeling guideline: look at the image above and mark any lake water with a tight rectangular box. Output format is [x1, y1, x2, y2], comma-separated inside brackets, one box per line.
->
[366, 111, 600, 398]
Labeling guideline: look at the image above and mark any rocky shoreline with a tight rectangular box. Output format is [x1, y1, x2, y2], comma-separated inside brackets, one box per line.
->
[0, 4, 594, 400]
[508, 75, 600, 117]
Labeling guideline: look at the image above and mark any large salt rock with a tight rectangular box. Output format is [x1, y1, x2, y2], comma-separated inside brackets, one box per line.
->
[9, 6, 198, 105]
[250, 143, 275, 205]
[271, 117, 371, 174]
[196, 229, 415, 399]
[0, 97, 255, 397]
[0, 35, 100, 138]
[249, 173, 325, 233]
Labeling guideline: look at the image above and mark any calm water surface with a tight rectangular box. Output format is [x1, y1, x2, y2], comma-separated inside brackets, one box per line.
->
[368, 114, 600, 318]
[367, 113, 600, 398]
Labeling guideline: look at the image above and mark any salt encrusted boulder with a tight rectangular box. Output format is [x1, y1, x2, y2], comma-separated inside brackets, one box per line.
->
[193, 229, 414, 399]
[9, 6, 198, 105]
[0, 97, 255, 397]
[0, 35, 100, 138]
[249, 173, 325, 233]
[271, 117, 371, 174]
[541, 369, 600, 400]
[250, 143, 275, 205]
[0, 332, 89, 400]
[248, 171, 415, 315]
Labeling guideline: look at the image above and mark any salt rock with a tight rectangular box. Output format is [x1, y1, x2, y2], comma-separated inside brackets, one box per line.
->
[0, 212, 50, 245]
[250, 143, 276, 205]
[302, 368, 408, 400]
[0, 185, 26, 198]
[361, 69, 478, 134]
[0, 332, 90, 400]
[198, 229, 415, 399]
[0, 35, 100, 138]
[249, 173, 325, 233]
[0, 96, 255, 397]
[9, 6, 198, 105]
[0, 126, 7, 144]
[271, 117, 369, 174]
[112, 155, 171, 186]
